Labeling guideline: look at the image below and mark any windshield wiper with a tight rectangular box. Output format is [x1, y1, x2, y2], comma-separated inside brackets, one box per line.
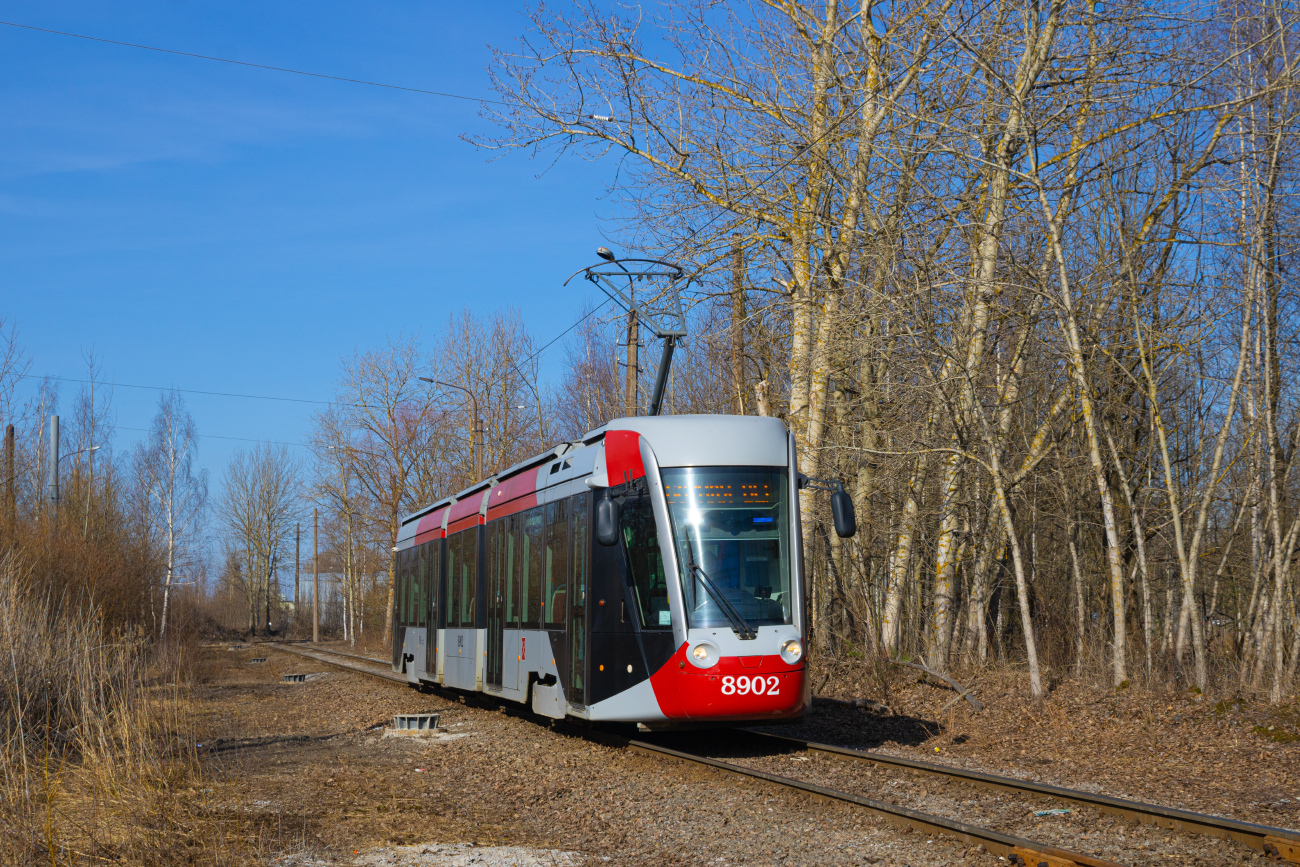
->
[686, 561, 757, 640]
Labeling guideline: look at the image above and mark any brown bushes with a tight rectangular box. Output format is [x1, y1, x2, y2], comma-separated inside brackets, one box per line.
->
[0, 554, 198, 866]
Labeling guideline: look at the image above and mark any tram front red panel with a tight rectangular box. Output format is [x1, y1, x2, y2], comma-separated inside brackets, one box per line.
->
[648, 643, 806, 721]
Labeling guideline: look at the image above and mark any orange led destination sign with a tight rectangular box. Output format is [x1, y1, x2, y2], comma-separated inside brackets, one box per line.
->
[663, 480, 777, 507]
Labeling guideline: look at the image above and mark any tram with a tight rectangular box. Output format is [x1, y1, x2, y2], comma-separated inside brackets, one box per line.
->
[389, 413, 854, 729]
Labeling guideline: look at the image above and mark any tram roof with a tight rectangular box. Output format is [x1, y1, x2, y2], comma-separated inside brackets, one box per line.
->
[399, 414, 788, 530]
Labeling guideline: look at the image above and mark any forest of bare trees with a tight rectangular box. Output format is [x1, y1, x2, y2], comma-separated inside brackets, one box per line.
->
[462, 0, 1300, 702]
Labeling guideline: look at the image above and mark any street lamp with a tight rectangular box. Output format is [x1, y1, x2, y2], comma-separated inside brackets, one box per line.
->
[41, 415, 101, 509]
[420, 377, 482, 480]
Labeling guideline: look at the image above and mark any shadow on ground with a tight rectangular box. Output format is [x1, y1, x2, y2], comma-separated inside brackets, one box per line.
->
[643, 698, 941, 759]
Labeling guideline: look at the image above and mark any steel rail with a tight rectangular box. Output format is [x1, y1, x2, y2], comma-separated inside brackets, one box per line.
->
[293, 644, 393, 666]
[260, 642, 1124, 867]
[268, 642, 407, 684]
[614, 735, 1127, 867]
[742, 730, 1300, 863]
[244, 639, 391, 667]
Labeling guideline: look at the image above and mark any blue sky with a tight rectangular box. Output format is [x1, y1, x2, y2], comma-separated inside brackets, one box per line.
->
[0, 2, 619, 488]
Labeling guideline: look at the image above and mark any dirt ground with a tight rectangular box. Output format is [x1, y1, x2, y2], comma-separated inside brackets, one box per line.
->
[192, 645, 1298, 866]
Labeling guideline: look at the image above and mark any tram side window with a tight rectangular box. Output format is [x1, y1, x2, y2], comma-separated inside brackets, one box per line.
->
[409, 549, 418, 625]
[524, 507, 544, 628]
[446, 532, 461, 628]
[622, 494, 670, 629]
[459, 529, 478, 627]
[423, 541, 434, 626]
[427, 540, 441, 627]
[484, 521, 499, 616]
[570, 494, 587, 608]
[415, 543, 426, 627]
[545, 498, 570, 629]
[408, 549, 420, 627]
[395, 550, 407, 626]
[505, 514, 518, 626]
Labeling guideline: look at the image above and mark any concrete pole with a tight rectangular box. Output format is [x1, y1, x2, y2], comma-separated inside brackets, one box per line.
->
[625, 286, 639, 416]
[4, 424, 14, 532]
[313, 507, 319, 643]
[294, 522, 300, 636]
[46, 415, 59, 512]
[471, 391, 482, 480]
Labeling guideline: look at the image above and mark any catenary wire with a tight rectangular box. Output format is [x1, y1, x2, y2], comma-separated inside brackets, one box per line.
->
[513, 296, 616, 371]
[0, 19, 516, 107]
[18, 374, 345, 406]
[115, 425, 312, 449]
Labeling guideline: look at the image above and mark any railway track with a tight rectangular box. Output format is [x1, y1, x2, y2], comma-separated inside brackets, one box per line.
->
[262, 643, 1297, 866]
[732, 730, 1300, 863]
[270, 642, 404, 683]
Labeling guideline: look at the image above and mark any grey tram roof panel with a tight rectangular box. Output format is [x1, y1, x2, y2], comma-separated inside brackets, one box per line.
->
[607, 414, 789, 467]
[399, 444, 575, 531]
[399, 415, 788, 535]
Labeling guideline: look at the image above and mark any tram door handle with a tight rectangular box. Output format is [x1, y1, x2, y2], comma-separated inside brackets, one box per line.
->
[621, 601, 627, 623]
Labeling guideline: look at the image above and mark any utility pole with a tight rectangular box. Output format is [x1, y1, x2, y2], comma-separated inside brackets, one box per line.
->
[4, 424, 14, 534]
[345, 466, 355, 646]
[312, 507, 319, 643]
[294, 522, 300, 636]
[731, 235, 746, 415]
[46, 415, 59, 514]
[474, 417, 483, 480]
[625, 284, 639, 417]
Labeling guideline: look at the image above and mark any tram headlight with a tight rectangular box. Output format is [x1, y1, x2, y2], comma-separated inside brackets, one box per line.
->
[688, 641, 720, 669]
[780, 639, 803, 664]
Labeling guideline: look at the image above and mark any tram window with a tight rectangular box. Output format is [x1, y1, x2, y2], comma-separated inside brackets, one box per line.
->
[621, 494, 670, 629]
[485, 521, 500, 620]
[513, 512, 527, 627]
[409, 549, 419, 627]
[459, 529, 478, 627]
[413, 545, 427, 626]
[662, 466, 792, 628]
[570, 494, 587, 608]
[505, 514, 518, 626]
[415, 544, 426, 627]
[395, 550, 407, 625]
[524, 507, 544, 628]
[428, 540, 441, 627]
[405, 548, 416, 626]
[546, 499, 570, 629]
[423, 542, 433, 626]
[446, 532, 461, 628]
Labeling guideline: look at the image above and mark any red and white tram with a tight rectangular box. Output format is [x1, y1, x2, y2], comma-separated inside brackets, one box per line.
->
[390, 413, 852, 728]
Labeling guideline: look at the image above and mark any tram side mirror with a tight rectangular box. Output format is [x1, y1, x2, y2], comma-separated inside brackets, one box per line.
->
[831, 487, 857, 538]
[596, 493, 620, 546]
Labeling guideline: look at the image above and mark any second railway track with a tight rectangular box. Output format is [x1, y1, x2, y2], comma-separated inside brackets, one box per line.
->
[266, 643, 1298, 866]
[731, 729, 1300, 862]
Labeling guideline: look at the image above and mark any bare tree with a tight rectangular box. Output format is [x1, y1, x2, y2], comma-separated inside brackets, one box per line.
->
[218, 444, 300, 636]
[132, 390, 207, 640]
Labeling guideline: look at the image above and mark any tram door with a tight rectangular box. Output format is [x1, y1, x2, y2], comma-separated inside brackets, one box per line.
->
[566, 494, 589, 706]
[486, 521, 504, 688]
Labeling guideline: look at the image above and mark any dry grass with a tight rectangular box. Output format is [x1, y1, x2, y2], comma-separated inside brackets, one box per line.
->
[0, 553, 230, 866]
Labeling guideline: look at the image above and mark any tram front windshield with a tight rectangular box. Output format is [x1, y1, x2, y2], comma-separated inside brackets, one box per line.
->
[661, 466, 793, 629]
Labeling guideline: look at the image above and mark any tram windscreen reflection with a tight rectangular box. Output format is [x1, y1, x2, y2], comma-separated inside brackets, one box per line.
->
[661, 467, 792, 628]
